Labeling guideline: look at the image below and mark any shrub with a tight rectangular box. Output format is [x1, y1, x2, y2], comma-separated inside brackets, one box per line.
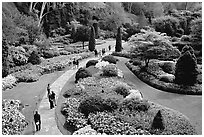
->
[12, 53, 28, 66]
[75, 68, 92, 83]
[102, 64, 118, 77]
[150, 110, 165, 134]
[181, 45, 194, 55]
[13, 70, 40, 82]
[190, 18, 202, 43]
[2, 75, 17, 91]
[102, 55, 118, 64]
[42, 49, 60, 59]
[159, 61, 175, 74]
[88, 26, 95, 51]
[86, 60, 98, 68]
[181, 35, 191, 42]
[113, 85, 130, 97]
[78, 96, 104, 117]
[28, 50, 41, 65]
[152, 16, 180, 36]
[159, 74, 175, 83]
[121, 98, 150, 112]
[59, 50, 70, 55]
[115, 26, 122, 52]
[102, 97, 119, 112]
[174, 51, 198, 85]
[132, 60, 142, 66]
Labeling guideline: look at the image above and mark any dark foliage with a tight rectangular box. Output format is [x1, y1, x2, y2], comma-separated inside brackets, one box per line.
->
[28, 50, 41, 65]
[121, 98, 150, 112]
[174, 50, 198, 85]
[102, 55, 119, 64]
[114, 85, 129, 97]
[78, 96, 119, 117]
[2, 39, 9, 77]
[93, 22, 99, 39]
[150, 110, 165, 134]
[115, 26, 122, 52]
[88, 26, 95, 51]
[75, 67, 92, 83]
[86, 60, 98, 68]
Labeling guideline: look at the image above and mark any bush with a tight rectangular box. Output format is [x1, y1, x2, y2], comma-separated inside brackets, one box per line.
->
[181, 35, 191, 42]
[115, 26, 122, 52]
[2, 39, 9, 77]
[102, 64, 118, 77]
[59, 50, 70, 55]
[174, 51, 198, 85]
[190, 18, 202, 43]
[159, 61, 175, 74]
[152, 16, 180, 37]
[102, 97, 119, 112]
[42, 49, 60, 59]
[121, 98, 150, 112]
[12, 53, 28, 66]
[13, 70, 40, 82]
[113, 85, 130, 97]
[75, 68, 92, 83]
[181, 45, 194, 55]
[132, 60, 142, 66]
[78, 96, 104, 117]
[86, 60, 98, 68]
[102, 55, 118, 64]
[28, 50, 41, 65]
[159, 74, 175, 83]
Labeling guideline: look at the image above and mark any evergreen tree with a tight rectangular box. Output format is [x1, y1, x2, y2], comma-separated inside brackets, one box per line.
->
[88, 26, 95, 51]
[174, 49, 198, 85]
[151, 110, 165, 133]
[93, 22, 99, 39]
[115, 26, 122, 52]
[28, 50, 41, 65]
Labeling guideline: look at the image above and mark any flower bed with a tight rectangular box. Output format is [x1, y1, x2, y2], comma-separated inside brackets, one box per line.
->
[2, 99, 28, 135]
[126, 61, 202, 95]
[60, 62, 197, 135]
[3, 52, 93, 91]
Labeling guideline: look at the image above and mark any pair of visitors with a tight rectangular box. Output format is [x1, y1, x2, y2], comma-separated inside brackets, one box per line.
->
[47, 84, 56, 109]
[73, 58, 79, 69]
[34, 111, 41, 132]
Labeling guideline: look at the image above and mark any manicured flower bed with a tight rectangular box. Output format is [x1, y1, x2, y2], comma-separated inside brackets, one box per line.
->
[126, 61, 202, 95]
[3, 52, 93, 91]
[61, 60, 197, 135]
[2, 99, 28, 135]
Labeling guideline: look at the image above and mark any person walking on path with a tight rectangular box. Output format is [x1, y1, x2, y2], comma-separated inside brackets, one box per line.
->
[47, 84, 51, 98]
[108, 45, 111, 51]
[50, 91, 56, 107]
[34, 111, 41, 132]
[73, 58, 76, 69]
[76, 59, 79, 68]
[94, 49, 98, 57]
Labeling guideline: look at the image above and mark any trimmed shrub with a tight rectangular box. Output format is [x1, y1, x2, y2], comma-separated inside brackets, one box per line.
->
[86, 60, 98, 68]
[88, 26, 95, 51]
[78, 96, 104, 117]
[93, 22, 99, 39]
[75, 68, 92, 83]
[42, 49, 60, 59]
[152, 16, 180, 37]
[174, 51, 198, 85]
[102, 55, 118, 64]
[113, 85, 130, 97]
[78, 96, 119, 117]
[28, 50, 41, 65]
[132, 60, 142, 66]
[190, 18, 202, 43]
[181, 35, 191, 42]
[102, 64, 118, 77]
[150, 110, 165, 134]
[121, 98, 150, 112]
[159, 74, 175, 83]
[115, 26, 122, 52]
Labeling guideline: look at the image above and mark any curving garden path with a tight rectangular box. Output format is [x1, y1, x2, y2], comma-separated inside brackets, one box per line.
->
[27, 40, 201, 135]
[116, 56, 202, 134]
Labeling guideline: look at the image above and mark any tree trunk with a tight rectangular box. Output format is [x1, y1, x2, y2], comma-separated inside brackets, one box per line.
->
[82, 41, 85, 49]
[38, 2, 47, 27]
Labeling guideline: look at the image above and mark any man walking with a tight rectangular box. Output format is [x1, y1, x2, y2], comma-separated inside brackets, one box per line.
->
[34, 111, 41, 131]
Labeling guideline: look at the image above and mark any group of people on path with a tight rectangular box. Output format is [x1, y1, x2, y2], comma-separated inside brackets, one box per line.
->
[72, 58, 79, 69]
[93, 45, 111, 58]
[34, 84, 57, 132]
